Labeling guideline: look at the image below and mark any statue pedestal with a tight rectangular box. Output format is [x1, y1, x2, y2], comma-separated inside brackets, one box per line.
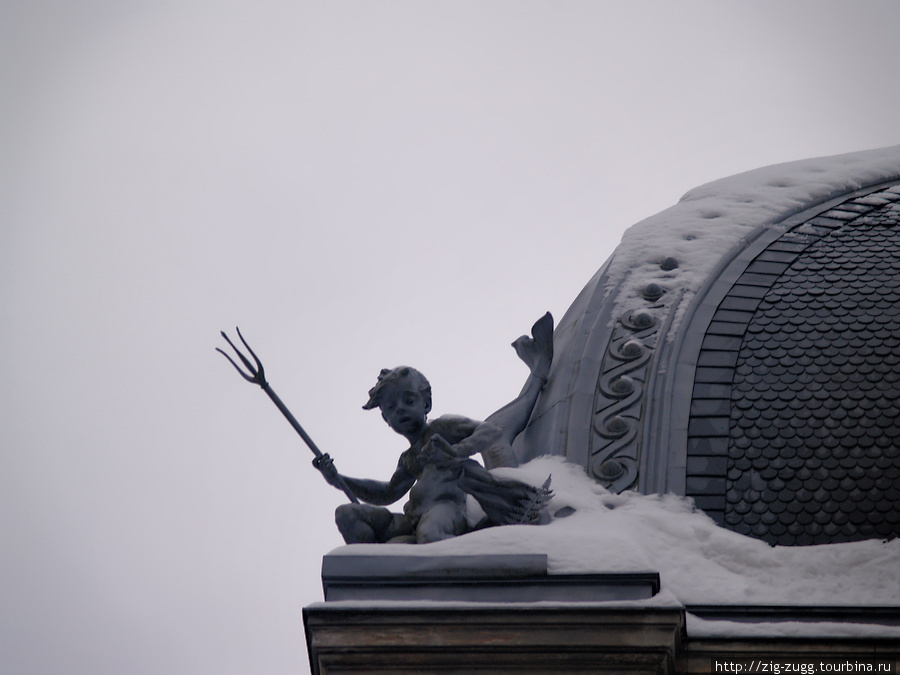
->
[304, 553, 682, 675]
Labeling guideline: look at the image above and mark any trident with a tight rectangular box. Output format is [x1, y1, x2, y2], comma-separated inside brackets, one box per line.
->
[217, 328, 359, 504]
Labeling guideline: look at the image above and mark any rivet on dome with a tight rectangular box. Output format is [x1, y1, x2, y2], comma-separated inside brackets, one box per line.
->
[660, 257, 679, 271]
[623, 310, 656, 330]
[641, 283, 665, 301]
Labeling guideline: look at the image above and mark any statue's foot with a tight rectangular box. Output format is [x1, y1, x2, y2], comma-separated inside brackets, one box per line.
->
[385, 534, 417, 544]
[512, 312, 554, 381]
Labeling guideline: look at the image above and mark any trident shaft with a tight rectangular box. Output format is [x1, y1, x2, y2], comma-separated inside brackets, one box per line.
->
[217, 327, 359, 504]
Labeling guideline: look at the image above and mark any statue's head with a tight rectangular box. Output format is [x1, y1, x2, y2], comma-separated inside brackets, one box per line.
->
[363, 367, 432, 440]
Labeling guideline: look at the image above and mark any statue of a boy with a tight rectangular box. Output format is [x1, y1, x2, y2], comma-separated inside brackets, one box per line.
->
[314, 313, 554, 544]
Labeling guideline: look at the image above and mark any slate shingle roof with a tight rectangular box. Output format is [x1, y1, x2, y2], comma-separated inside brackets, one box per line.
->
[687, 187, 900, 545]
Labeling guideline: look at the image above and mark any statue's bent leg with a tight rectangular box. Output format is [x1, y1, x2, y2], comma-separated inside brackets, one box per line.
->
[480, 439, 518, 470]
[335, 503, 413, 544]
[483, 313, 554, 462]
[415, 501, 468, 544]
[384, 513, 416, 542]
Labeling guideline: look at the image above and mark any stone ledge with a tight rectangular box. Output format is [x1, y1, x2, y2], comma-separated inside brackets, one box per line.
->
[323, 553, 549, 579]
[321, 553, 660, 603]
[304, 605, 685, 675]
[305, 598, 900, 674]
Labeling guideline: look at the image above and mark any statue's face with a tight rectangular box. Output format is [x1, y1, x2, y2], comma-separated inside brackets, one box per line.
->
[379, 378, 428, 440]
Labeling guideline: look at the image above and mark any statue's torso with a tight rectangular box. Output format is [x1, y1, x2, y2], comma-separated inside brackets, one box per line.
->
[400, 415, 478, 517]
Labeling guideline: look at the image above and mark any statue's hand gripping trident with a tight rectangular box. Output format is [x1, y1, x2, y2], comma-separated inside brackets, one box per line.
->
[217, 327, 359, 504]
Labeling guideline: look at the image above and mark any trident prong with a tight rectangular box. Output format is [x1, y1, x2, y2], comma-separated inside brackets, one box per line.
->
[217, 327, 266, 386]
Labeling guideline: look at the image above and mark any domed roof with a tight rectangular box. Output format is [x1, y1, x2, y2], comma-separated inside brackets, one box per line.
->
[516, 146, 900, 546]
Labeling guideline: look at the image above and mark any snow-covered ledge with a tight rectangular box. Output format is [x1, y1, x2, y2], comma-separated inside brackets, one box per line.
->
[313, 457, 900, 636]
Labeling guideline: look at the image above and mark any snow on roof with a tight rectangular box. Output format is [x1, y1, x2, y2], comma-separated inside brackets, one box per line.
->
[606, 145, 900, 330]
[330, 456, 900, 636]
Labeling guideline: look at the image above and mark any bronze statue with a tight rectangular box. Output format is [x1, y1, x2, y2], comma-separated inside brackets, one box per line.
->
[218, 313, 554, 544]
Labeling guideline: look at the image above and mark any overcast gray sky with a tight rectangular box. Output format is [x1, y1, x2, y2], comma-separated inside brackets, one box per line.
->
[3, 2, 900, 673]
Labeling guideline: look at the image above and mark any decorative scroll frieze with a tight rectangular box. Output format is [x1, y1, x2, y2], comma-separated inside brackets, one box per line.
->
[590, 306, 659, 493]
